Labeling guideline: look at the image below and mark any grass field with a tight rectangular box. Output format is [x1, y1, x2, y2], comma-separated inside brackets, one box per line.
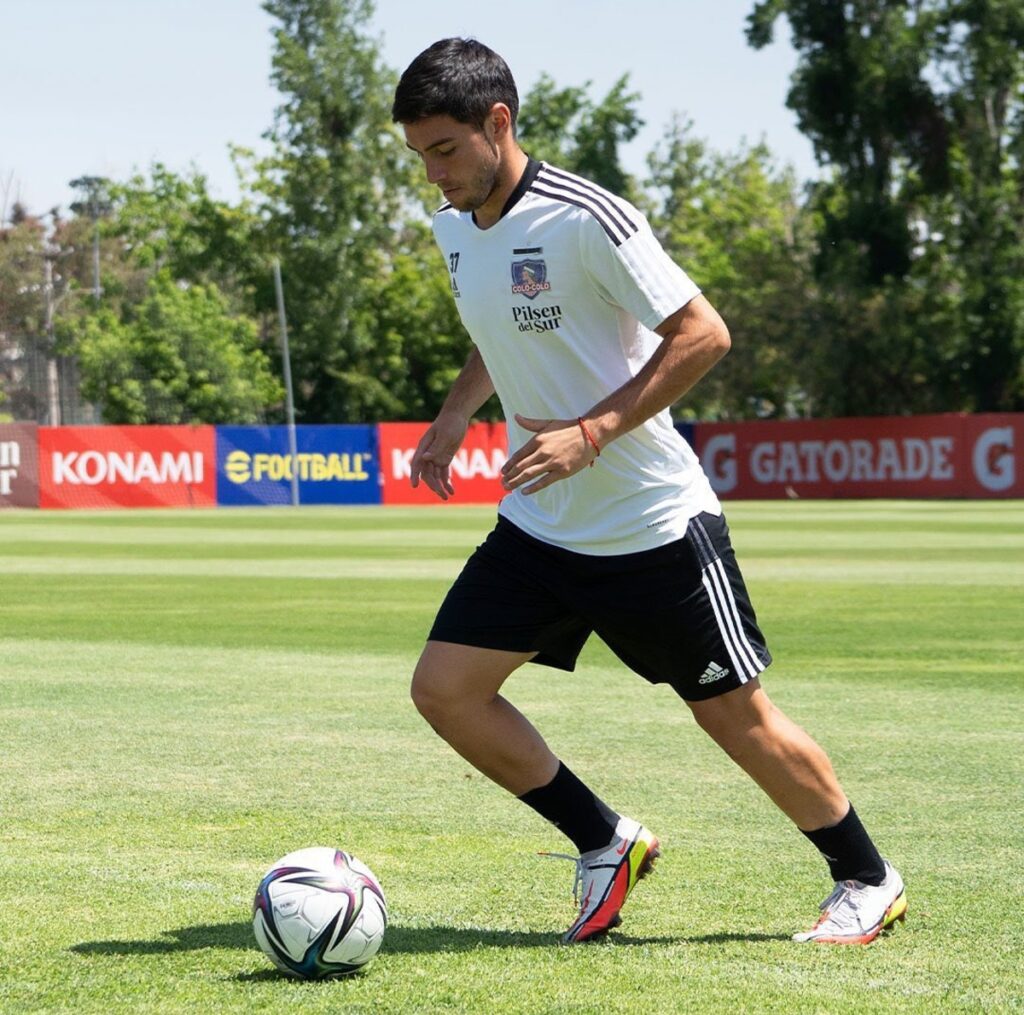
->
[0, 501, 1022, 1014]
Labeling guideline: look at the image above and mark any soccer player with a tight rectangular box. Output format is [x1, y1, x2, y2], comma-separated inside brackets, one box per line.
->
[392, 38, 906, 945]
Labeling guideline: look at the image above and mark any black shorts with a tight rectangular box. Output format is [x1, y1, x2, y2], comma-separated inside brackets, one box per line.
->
[428, 513, 772, 702]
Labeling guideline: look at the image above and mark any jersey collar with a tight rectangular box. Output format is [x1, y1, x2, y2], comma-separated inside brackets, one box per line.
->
[475, 157, 541, 226]
[500, 156, 542, 219]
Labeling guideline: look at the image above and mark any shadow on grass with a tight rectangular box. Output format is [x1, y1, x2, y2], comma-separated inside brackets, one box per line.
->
[71, 922, 256, 956]
[675, 932, 791, 945]
[71, 922, 555, 959]
[71, 922, 789, 960]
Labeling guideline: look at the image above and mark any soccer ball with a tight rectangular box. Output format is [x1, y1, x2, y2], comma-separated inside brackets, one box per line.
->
[252, 846, 388, 979]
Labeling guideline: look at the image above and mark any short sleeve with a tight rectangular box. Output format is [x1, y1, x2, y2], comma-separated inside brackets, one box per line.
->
[579, 209, 701, 331]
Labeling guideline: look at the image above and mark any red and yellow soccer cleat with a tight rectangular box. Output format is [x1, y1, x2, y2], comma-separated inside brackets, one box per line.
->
[793, 861, 907, 945]
[544, 817, 661, 944]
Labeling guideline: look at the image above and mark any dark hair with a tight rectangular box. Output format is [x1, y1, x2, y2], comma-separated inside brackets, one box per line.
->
[392, 38, 519, 131]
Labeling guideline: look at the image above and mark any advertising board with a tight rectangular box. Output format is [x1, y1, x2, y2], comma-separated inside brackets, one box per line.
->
[38, 425, 216, 509]
[378, 421, 508, 505]
[216, 425, 380, 506]
[0, 423, 39, 508]
[694, 414, 1023, 499]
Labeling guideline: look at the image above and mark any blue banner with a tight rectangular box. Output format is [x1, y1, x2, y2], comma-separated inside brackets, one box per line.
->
[216, 425, 380, 506]
[674, 421, 696, 450]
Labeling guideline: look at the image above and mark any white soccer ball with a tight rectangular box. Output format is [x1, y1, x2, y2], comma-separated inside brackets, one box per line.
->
[252, 846, 388, 979]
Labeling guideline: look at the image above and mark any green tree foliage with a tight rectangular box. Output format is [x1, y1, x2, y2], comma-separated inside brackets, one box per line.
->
[648, 118, 816, 418]
[351, 223, 497, 420]
[0, 207, 95, 422]
[0, 208, 45, 341]
[50, 167, 286, 425]
[0, 209, 46, 419]
[748, 0, 1024, 413]
[106, 166, 262, 306]
[519, 74, 644, 199]
[63, 273, 282, 425]
[749, 0, 948, 283]
[249, 0, 468, 423]
[938, 0, 1024, 411]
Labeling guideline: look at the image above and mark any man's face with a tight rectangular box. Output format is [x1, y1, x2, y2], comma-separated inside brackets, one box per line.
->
[403, 114, 500, 213]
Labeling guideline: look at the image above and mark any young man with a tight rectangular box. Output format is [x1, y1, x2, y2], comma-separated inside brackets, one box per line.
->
[392, 37, 906, 945]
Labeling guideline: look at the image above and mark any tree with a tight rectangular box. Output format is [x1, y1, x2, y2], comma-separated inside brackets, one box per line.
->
[40, 167, 279, 425]
[0, 208, 45, 343]
[62, 272, 282, 424]
[518, 74, 644, 199]
[937, 0, 1024, 411]
[104, 165, 263, 308]
[747, 0, 1024, 413]
[647, 118, 816, 419]
[748, 0, 950, 284]
[247, 0, 433, 422]
[0, 208, 47, 420]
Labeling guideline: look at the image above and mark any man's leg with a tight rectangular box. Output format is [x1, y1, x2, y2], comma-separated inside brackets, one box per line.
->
[411, 639, 619, 848]
[687, 679, 848, 831]
[411, 639, 659, 941]
[688, 679, 906, 943]
[411, 640, 555, 794]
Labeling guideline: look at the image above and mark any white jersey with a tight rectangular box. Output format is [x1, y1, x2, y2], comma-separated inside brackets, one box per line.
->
[432, 160, 721, 554]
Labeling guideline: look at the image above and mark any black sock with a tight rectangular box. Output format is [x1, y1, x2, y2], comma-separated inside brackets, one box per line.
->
[801, 803, 886, 885]
[518, 761, 620, 854]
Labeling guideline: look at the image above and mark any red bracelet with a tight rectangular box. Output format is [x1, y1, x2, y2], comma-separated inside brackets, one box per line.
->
[577, 417, 601, 466]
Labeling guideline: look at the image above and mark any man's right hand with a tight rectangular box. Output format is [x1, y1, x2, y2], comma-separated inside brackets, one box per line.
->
[410, 412, 470, 501]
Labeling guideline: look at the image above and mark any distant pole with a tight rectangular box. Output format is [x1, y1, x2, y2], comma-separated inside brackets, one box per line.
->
[42, 254, 61, 425]
[69, 176, 110, 303]
[273, 260, 300, 508]
[91, 222, 101, 301]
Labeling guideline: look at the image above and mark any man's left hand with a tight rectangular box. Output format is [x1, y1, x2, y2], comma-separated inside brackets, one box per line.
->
[501, 413, 599, 495]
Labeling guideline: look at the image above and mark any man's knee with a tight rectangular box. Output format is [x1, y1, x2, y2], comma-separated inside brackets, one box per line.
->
[409, 645, 492, 724]
[410, 657, 453, 726]
[688, 680, 771, 747]
[410, 642, 533, 728]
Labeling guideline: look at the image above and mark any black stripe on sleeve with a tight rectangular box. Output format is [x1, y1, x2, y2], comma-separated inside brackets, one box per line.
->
[538, 166, 639, 238]
[529, 182, 631, 246]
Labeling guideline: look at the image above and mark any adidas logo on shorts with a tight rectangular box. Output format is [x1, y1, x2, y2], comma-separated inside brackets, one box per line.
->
[698, 661, 730, 684]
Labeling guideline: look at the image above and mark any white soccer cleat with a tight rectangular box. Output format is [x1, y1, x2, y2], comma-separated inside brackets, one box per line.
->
[793, 860, 907, 944]
[542, 816, 660, 943]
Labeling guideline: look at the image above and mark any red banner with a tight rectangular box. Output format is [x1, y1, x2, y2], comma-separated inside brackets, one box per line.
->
[0, 423, 39, 508]
[378, 421, 508, 505]
[695, 414, 1023, 499]
[961, 414, 1022, 498]
[39, 425, 216, 509]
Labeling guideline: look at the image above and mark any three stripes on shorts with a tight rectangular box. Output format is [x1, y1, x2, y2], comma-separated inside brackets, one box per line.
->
[689, 517, 767, 684]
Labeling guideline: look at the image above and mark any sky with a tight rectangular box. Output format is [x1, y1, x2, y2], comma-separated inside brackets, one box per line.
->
[1, 0, 815, 219]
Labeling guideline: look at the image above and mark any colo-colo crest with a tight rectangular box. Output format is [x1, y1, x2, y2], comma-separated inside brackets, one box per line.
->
[511, 258, 551, 300]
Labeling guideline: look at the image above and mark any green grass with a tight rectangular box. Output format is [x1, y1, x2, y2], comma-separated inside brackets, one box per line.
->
[0, 501, 1022, 1013]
